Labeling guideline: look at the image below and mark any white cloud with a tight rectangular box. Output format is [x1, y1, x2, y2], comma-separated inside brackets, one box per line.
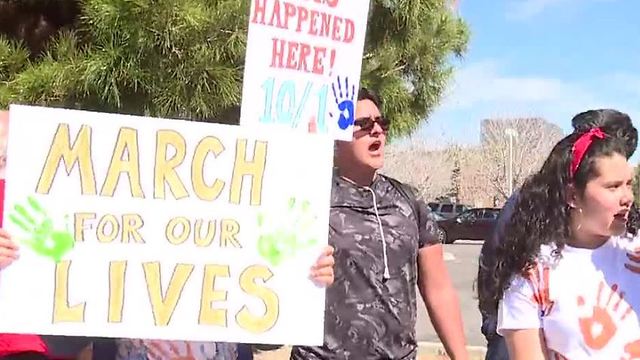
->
[506, 0, 569, 20]
[424, 59, 640, 152]
[440, 60, 594, 111]
[505, 0, 618, 21]
[606, 72, 640, 98]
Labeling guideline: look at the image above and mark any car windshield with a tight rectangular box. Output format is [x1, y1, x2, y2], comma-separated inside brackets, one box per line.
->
[429, 211, 445, 221]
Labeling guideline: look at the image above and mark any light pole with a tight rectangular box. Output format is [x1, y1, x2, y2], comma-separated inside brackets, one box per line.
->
[505, 128, 518, 196]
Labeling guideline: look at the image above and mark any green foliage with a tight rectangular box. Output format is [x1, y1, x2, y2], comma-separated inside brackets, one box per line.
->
[362, 0, 469, 137]
[0, 0, 469, 136]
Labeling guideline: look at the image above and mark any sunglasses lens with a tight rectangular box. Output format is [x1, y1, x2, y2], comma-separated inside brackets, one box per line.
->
[354, 117, 390, 132]
[378, 117, 390, 131]
[355, 118, 373, 130]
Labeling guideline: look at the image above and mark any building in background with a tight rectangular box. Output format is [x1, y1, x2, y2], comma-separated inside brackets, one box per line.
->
[384, 117, 564, 209]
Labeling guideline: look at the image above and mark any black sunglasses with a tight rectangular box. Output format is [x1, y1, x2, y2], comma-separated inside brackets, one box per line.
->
[354, 116, 390, 132]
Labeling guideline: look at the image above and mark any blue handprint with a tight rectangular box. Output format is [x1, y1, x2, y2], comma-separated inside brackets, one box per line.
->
[329, 76, 356, 130]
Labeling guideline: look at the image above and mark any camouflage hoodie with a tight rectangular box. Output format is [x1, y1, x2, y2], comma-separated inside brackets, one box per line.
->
[291, 173, 440, 360]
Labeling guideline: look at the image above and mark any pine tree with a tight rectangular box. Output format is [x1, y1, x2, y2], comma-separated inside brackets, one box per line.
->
[448, 158, 461, 201]
[0, 0, 469, 136]
[445, 144, 462, 201]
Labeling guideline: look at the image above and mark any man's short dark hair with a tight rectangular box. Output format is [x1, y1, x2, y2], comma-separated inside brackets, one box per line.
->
[358, 87, 382, 108]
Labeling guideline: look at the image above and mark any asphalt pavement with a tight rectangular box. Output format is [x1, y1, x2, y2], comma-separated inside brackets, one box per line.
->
[253, 241, 488, 360]
[416, 241, 485, 347]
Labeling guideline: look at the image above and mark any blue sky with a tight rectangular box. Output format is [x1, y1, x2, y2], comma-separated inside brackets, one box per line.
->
[415, 0, 640, 161]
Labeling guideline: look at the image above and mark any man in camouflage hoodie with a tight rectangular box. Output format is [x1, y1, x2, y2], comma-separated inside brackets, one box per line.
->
[291, 88, 469, 360]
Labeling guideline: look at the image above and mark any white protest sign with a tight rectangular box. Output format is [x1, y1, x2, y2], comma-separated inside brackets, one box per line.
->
[239, 0, 371, 140]
[0, 105, 333, 345]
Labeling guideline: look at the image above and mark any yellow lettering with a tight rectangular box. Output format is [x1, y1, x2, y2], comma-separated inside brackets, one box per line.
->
[220, 219, 241, 248]
[154, 130, 188, 200]
[236, 265, 279, 333]
[100, 128, 144, 198]
[122, 214, 145, 244]
[192, 137, 225, 201]
[74, 212, 95, 242]
[194, 219, 216, 247]
[108, 261, 127, 323]
[198, 264, 230, 326]
[36, 124, 96, 195]
[143, 262, 194, 326]
[53, 261, 85, 323]
[166, 217, 190, 245]
[97, 214, 119, 243]
[229, 140, 267, 206]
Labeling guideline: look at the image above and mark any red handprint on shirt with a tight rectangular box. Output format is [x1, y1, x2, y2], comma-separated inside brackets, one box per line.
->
[625, 247, 640, 274]
[622, 338, 640, 360]
[577, 281, 631, 350]
[527, 265, 554, 315]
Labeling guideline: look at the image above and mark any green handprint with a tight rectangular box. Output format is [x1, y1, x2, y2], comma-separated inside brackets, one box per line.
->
[257, 196, 319, 266]
[9, 196, 74, 262]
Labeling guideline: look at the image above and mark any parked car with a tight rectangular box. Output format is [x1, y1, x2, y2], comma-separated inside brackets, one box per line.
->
[427, 202, 471, 219]
[435, 207, 501, 244]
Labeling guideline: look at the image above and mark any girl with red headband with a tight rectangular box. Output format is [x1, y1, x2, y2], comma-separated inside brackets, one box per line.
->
[493, 109, 640, 359]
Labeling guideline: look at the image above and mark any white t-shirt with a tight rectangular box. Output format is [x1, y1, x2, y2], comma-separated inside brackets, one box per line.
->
[497, 236, 640, 359]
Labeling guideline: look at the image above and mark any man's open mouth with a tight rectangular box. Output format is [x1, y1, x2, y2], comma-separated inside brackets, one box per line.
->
[369, 140, 381, 152]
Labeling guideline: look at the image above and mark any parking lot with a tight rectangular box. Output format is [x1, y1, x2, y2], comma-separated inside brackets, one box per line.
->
[416, 241, 485, 346]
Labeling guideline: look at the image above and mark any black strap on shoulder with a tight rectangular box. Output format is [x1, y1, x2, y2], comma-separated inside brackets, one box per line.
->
[381, 174, 420, 219]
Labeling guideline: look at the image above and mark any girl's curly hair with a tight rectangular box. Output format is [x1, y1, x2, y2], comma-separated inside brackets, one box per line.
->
[491, 109, 639, 308]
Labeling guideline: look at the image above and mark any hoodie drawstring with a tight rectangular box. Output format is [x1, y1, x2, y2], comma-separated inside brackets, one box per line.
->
[364, 186, 390, 280]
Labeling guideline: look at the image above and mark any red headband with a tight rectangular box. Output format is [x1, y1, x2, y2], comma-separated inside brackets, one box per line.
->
[570, 127, 606, 179]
